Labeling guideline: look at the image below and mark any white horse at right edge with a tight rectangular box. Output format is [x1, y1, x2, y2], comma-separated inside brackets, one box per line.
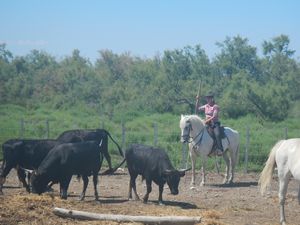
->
[259, 138, 300, 225]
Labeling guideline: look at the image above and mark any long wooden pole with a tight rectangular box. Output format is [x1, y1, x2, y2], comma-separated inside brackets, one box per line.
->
[194, 80, 202, 114]
[53, 207, 201, 225]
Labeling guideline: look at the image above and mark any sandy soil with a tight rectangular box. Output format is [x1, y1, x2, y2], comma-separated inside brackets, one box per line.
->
[0, 168, 299, 225]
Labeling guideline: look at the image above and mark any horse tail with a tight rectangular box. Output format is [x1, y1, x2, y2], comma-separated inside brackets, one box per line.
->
[258, 140, 284, 195]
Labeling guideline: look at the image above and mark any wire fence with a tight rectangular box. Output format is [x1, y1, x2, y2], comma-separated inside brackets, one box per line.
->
[0, 119, 298, 173]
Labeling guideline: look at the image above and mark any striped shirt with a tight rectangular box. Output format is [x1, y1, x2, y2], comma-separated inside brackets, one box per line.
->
[198, 103, 220, 123]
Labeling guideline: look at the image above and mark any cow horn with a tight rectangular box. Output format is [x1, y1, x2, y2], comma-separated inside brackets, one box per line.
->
[177, 167, 191, 177]
[20, 167, 34, 174]
[99, 139, 103, 147]
[178, 167, 191, 172]
[163, 169, 174, 176]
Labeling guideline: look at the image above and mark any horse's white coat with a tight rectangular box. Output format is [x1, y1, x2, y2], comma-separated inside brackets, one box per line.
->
[259, 138, 300, 225]
[179, 115, 240, 187]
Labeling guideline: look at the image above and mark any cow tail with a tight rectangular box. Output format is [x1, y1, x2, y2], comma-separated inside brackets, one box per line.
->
[105, 130, 124, 158]
[101, 158, 126, 175]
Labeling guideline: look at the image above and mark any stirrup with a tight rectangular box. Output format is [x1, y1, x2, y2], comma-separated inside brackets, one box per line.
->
[216, 149, 223, 156]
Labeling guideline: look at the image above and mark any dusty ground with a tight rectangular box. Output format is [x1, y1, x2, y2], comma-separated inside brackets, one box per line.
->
[0, 168, 299, 225]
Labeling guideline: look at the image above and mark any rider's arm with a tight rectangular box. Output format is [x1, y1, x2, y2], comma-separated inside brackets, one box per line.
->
[205, 105, 219, 124]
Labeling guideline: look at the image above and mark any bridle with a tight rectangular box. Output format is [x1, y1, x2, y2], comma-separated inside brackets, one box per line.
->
[181, 120, 205, 146]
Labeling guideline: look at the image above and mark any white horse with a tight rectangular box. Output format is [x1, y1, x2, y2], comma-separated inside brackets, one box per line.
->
[179, 115, 240, 187]
[259, 138, 300, 225]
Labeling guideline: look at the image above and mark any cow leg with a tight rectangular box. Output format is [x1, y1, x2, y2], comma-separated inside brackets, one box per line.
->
[103, 150, 113, 171]
[143, 179, 152, 203]
[128, 173, 139, 200]
[158, 184, 164, 205]
[17, 168, 30, 192]
[0, 161, 12, 195]
[79, 175, 89, 201]
[60, 176, 72, 200]
[0, 177, 5, 195]
[92, 173, 99, 201]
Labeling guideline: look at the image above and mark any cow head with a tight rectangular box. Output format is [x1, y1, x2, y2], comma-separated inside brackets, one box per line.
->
[163, 168, 190, 195]
[30, 171, 48, 195]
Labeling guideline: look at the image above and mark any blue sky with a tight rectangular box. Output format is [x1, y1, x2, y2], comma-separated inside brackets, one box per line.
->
[1, 0, 299, 62]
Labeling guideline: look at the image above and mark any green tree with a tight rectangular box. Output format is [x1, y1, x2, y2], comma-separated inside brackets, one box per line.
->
[214, 36, 260, 80]
[262, 34, 295, 57]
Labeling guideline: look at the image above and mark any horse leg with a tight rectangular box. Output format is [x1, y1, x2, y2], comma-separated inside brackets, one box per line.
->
[189, 148, 196, 188]
[200, 157, 206, 187]
[278, 168, 291, 225]
[228, 144, 239, 184]
[298, 183, 300, 205]
[222, 152, 230, 184]
[227, 148, 237, 184]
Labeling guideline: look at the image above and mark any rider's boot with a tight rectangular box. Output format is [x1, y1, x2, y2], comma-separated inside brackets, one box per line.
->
[214, 126, 224, 156]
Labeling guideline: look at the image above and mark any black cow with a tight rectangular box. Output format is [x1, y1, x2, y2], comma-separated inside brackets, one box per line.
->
[0, 139, 58, 194]
[125, 144, 188, 205]
[56, 129, 124, 174]
[31, 141, 103, 200]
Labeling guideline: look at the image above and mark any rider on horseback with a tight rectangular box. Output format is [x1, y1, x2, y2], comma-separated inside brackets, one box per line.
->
[196, 91, 224, 156]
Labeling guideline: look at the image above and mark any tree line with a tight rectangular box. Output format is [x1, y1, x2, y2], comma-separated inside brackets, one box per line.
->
[1, 34, 299, 121]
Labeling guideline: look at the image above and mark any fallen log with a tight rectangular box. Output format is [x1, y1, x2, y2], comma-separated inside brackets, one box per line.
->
[53, 207, 201, 225]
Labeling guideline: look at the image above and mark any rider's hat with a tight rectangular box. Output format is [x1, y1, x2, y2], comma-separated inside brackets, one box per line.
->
[205, 91, 214, 97]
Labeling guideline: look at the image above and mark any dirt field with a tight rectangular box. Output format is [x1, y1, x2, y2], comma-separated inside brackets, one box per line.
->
[0, 168, 299, 225]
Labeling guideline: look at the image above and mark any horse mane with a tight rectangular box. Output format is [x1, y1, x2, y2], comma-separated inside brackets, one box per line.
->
[180, 114, 205, 127]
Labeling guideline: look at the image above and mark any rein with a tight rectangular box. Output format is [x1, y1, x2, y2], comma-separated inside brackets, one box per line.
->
[189, 126, 205, 148]
[182, 122, 205, 146]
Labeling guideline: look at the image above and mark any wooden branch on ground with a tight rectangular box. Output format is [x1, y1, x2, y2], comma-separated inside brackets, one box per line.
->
[53, 207, 201, 225]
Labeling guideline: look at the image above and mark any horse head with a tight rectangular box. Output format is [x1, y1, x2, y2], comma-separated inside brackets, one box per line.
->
[180, 115, 205, 143]
[179, 115, 192, 143]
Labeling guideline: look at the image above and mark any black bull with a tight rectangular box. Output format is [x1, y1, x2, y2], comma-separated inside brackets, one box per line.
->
[0, 139, 58, 193]
[0, 129, 123, 194]
[56, 129, 124, 174]
[30, 141, 103, 200]
[125, 144, 189, 205]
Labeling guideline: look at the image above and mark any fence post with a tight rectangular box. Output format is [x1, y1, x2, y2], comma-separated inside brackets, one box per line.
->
[45, 120, 50, 138]
[244, 126, 250, 174]
[121, 122, 126, 150]
[20, 119, 25, 138]
[284, 127, 288, 139]
[153, 123, 158, 146]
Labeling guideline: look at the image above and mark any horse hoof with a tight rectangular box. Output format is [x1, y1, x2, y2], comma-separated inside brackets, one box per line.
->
[227, 180, 234, 186]
[190, 186, 196, 190]
[222, 180, 228, 185]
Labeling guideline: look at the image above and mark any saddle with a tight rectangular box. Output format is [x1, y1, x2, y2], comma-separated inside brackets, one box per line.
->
[206, 126, 226, 139]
